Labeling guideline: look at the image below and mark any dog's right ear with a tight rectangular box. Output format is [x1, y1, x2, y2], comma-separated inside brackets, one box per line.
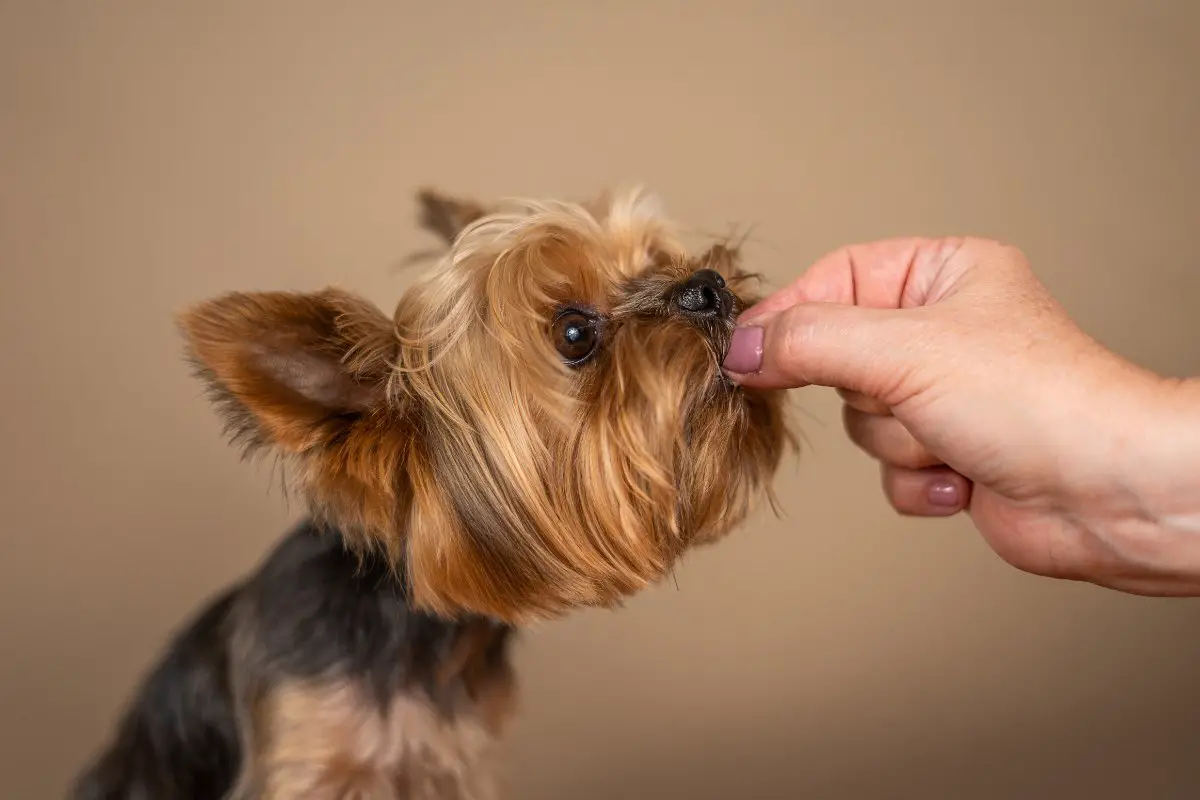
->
[416, 188, 490, 245]
[178, 287, 412, 540]
[177, 288, 398, 456]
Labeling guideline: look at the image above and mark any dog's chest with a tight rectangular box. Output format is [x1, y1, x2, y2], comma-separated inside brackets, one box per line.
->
[240, 525, 518, 798]
[259, 678, 505, 799]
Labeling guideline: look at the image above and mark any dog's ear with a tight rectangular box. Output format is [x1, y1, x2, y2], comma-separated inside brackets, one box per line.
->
[416, 188, 489, 245]
[178, 288, 398, 455]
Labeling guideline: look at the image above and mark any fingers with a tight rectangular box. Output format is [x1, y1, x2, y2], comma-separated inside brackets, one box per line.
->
[837, 388, 891, 415]
[881, 464, 972, 517]
[838, 392, 970, 517]
[738, 236, 969, 324]
[723, 301, 919, 402]
[842, 405, 942, 470]
[723, 236, 986, 394]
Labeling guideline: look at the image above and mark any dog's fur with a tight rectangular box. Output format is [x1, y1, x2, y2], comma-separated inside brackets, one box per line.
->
[72, 187, 795, 799]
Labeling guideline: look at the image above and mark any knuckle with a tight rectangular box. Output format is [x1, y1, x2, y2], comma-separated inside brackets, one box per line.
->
[844, 408, 936, 470]
[837, 388, 892, 415]
[996, 241, 1030, 267]
[987, 241, 1034, 281]
[880, 466, 922, 516]
[896, 435, 940, 470]
[841, 405, 871, 448]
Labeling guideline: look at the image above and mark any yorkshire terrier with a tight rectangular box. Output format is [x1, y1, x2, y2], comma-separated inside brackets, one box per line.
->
[72, 187, 795, 799]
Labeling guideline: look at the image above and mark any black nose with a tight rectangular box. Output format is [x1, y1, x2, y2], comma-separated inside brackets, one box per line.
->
[674, 269, 728, 317]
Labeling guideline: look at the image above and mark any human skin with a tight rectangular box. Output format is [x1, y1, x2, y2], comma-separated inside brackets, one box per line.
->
[722, 237, 1200, 596]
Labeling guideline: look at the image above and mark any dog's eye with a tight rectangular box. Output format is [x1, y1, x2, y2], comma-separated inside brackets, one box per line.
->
[552, 311, 599, 365]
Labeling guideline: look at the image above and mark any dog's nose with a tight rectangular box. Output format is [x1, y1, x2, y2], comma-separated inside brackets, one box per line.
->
[674, 269, 727, 317]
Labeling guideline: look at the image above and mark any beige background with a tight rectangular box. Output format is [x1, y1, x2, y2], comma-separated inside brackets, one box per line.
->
[3, 2, 1199, 798]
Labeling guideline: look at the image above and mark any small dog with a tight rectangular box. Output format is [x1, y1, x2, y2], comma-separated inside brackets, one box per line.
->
[73, 187, 795, 799]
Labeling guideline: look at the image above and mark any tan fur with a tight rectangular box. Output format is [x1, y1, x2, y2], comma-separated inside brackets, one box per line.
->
[244, 680, 504, 800]
[179, 187, 796, 625]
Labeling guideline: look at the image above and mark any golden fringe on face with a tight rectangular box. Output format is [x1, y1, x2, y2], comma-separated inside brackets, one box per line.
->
[179, 188, 796, 623]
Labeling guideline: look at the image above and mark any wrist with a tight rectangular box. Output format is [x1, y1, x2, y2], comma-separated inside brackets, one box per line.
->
[1081, 373, 1200, 593]
[1120, 375, 1200, 521]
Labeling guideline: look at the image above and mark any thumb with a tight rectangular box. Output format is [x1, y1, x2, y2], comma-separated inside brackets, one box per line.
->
[722, 301, 923, 399]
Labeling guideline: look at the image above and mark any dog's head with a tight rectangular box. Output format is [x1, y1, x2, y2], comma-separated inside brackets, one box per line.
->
[180, 188, 795, 622]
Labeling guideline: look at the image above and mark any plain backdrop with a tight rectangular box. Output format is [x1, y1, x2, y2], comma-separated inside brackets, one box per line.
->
[2, 2, 1198, 798]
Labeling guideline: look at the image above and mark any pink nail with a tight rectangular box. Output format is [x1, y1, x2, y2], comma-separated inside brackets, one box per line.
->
[927, 480, 961, 507]
[722, 327, 764, 374]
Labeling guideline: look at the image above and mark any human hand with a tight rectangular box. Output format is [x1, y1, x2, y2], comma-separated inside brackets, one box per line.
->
[724, 237, 1200, 595]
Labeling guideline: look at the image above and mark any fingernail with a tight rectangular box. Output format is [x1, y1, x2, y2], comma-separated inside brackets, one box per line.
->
[722, 326, 764, 374]
[927, 480, 961, 507]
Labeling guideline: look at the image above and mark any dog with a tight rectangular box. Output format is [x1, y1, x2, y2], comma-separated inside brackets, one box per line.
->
[72, 187, 795, 799]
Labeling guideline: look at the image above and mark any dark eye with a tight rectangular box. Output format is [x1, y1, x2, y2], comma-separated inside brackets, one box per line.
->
[552, 310, 599, 365]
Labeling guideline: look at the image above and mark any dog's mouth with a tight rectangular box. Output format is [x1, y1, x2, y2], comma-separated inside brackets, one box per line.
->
[700, 312, 739, 358]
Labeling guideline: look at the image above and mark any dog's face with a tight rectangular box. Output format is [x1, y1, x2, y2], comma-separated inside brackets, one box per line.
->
[181, 188, 794, 622]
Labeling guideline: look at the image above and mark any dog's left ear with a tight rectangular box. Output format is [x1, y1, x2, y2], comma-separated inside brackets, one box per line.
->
[178, 288, 398, 455]
[416, 188, 490, 245]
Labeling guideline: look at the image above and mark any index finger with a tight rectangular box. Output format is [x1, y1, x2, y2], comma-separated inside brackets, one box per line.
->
[739, 236, 965, 324]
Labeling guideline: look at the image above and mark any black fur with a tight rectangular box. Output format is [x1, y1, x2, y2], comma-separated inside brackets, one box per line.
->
[73, 586, 241, 800]
[71, 520, 515, 800]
